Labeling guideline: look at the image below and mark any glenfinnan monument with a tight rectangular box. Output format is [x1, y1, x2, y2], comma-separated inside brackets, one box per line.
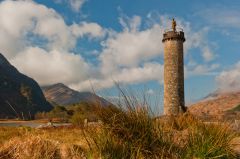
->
[162, 19, 186, 115]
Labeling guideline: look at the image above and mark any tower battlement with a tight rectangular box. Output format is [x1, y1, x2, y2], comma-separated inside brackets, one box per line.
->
[162, 29, 185, 42]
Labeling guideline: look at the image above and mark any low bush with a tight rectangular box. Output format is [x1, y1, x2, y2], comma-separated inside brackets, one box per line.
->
[70, 112, 86, 126]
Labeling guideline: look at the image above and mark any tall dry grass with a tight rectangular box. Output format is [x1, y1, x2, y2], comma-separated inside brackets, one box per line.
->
[183, 122, 237, 158]
[84, 87, 238, 159]
[0, 87, 238, 159]
[88, 106, 181, 158]
[0, 127, 88, 159]
[0, 136, 60, 159]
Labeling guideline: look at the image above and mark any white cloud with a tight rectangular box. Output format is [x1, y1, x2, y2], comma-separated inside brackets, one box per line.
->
[53, 0, 87, 12]
[147, 14, 217, 62]
[185, 63, 219, 77]
[198, 7, 240, 43]
[0, 1, 221, 92]
[100, 16, 164, 75]
[0, 0, 105, 89]
[146, 89, 154, 95]
[198, 8, 240, 28]
[11, 47, 92, 86]
[0, 0, 104, 58]
[71, 22, 106, 39]
[202, 46, 215, 62]
[216, 61, 240, 92]
[98, 15, 217, 88]
[70, 62, 164, 91]
[69, 0, 86, 12]
[53, 0, 63, 4]
[71, 15, 218, 91]
[183, 26, 216, 62]
[119, 15, 142, 32]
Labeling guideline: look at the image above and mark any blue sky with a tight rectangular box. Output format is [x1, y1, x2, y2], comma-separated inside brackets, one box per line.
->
[0, 0, 240, 112]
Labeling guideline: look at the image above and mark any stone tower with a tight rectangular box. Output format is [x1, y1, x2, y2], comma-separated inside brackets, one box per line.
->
[162, 19, 186, 115]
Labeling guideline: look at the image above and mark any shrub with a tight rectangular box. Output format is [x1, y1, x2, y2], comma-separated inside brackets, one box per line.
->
[70, 112, 86, 126]
[47, 106, 69, 122]
[231, 104, 240, 112]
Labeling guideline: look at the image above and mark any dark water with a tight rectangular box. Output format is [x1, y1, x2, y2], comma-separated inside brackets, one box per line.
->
[0, 122, 71, 128]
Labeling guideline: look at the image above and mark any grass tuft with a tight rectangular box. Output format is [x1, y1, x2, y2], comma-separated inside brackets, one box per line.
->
[183, 122, 237, 159]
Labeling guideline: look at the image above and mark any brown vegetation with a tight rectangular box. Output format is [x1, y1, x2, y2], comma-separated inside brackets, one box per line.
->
[0, 89, 239, 159]
[189, 91, 240, 119]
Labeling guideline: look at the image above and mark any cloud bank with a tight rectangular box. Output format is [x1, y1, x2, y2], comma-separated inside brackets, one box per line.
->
[0, 0, 103, 88]
[0, 0, 220, 92]
[216, 61, 240, 92]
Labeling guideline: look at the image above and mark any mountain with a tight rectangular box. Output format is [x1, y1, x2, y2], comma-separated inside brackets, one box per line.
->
[189, 90, 240, 117]
[42, 83, 109, 106]
[0, 53, 52, 119]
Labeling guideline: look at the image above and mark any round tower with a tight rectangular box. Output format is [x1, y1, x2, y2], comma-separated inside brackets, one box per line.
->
[162, 19, 186, 115]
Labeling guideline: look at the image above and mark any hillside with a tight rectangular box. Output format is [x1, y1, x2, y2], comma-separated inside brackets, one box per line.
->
[189, 90, 240, 117]
[0, 53, 52, 119]
[42, 83, 109, 106]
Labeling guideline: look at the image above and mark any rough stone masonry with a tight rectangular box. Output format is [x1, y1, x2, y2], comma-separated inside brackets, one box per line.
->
[162, 19, 186, 115]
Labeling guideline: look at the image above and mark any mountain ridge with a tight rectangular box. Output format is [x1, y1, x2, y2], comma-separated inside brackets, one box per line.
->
[42, 83, 109, 106]
[0, 53, 52, 119]
[189, 90, 240, 117]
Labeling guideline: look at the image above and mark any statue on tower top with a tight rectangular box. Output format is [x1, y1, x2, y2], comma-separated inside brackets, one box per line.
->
[172, 18, 176, 32]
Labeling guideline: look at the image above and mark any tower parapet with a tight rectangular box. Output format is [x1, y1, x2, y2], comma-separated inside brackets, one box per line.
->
[162, 29, 185, 42]
[162, 19, 186, 115]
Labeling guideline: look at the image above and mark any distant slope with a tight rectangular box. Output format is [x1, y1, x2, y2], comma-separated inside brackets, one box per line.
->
[42, 83, 109, 106]
[189, 91, 240, 116]
[0, 53, 52, 119]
